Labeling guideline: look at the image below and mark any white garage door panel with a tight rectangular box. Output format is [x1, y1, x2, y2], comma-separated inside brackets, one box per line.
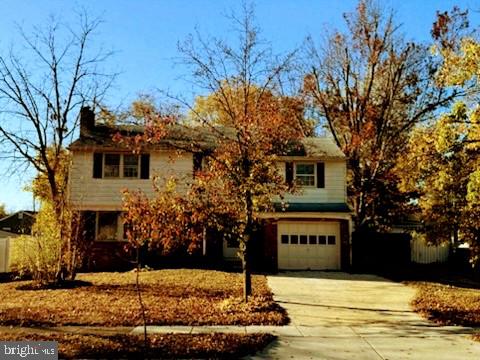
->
[278, 221, 340, 270]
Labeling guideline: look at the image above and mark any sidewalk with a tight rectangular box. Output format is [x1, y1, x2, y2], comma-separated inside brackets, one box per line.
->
[0, 324, 302, 337]
[131, 325, 304, 336]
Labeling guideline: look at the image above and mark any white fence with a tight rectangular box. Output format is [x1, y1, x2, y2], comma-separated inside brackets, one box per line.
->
[0, 237, 10, 272]
[411, 238, 450, 264]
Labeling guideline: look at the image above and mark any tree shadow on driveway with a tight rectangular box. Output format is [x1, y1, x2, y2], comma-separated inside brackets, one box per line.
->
[272, 271, 390, 282]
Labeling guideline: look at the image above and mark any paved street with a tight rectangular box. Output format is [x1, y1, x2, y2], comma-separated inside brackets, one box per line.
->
[249, 271, 480, 360]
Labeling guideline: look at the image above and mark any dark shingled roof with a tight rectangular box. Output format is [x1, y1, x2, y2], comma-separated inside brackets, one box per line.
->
[69, 122, 345, 159]
[69, 123, 220, 151]
[274, 202, 351, 213]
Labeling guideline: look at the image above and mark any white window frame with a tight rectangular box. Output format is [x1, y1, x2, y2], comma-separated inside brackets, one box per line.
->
[123, 154, 140, 178]
[102, 153, 140, 179]
[103, 153, 121, 178]
[294, 162, 316, 187]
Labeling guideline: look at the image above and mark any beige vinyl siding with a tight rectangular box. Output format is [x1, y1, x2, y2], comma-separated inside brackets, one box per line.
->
[277, 160, 347, 203]
[69, 150, 193, 210]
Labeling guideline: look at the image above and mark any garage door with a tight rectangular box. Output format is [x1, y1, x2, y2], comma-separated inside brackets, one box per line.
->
[278, 221, 340, 270]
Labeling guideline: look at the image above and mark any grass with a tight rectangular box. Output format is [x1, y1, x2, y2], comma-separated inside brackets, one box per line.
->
[0, 330, 275, 359]
[0, 269, 288, 327]
[410, 282, 480, 327]
[379, 264, 480, 341]
[406, 269, 480, 342]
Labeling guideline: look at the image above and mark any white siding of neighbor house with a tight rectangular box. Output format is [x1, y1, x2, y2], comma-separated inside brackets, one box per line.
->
[277, 160, 347, 203]
[69, 150, 194, 210]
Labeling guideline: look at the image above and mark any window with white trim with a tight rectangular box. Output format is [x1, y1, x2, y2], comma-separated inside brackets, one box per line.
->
[123, 154, 139, 178]
[295, 163, 315, 187]
[102, 154, 140, 179]
[94, 153, 149, 179]
[104, 154, 120, 178]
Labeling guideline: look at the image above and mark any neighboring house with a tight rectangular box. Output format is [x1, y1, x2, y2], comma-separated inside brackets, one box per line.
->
[0, 211, 31, 273]
[0, 211, 36, 235]
[69, 107, 352, 271]
[389, 213, 424, 234]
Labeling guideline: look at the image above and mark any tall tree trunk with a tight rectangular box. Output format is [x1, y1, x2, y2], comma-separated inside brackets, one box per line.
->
[241, 236, 252, 302]
[136, 248, 149, 358]
[241, 158, 254, 302]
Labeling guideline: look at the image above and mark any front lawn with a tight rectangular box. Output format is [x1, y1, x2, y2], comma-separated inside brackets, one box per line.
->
[410, 282, 480, 327]
[0, 330, 275, 359]
[0, 269, 288, 326]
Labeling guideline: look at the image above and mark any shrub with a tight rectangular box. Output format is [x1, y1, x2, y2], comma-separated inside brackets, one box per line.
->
[9, 202, 61, 282]
[9, 200, 86, 284]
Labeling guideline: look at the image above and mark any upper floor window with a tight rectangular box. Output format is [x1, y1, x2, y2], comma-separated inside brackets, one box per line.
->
[123, 155, 139, 178]
[104, 154, 121, 178]
[286, 161, 325, 188]
[295, 163, 315, 187]
[93, 153, 150, 179]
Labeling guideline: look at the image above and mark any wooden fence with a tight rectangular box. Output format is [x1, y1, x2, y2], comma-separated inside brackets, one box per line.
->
[411, 237, 449, 264]
[0, 237, 10, 272]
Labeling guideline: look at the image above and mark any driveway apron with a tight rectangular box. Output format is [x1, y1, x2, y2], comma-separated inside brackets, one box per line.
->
[248, 271, 480, 360]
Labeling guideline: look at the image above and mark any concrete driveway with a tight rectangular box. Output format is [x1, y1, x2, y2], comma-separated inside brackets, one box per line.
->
[250, 272, 480, 360]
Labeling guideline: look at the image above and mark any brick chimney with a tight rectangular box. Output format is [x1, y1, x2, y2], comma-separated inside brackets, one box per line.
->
[79, 106, 95, 137]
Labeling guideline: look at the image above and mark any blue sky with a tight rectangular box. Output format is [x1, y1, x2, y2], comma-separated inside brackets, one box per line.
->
[0, 0, 478, 212]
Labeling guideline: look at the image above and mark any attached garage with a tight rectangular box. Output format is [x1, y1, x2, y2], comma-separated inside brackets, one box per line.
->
[277, 221, 341, 270]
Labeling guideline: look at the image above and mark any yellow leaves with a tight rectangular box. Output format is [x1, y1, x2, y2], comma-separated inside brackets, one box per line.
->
[434, 116, 456, 153]
[437, 37, 480, 87]
[466, 169, 480, 207]
[97, 107, 117, 126]
[30, 147, 71, 201]
[451, 101, 468, 120]
[165, 177, 178, 193]
[471, 106, 480, 124]
[401, 97, 480, 253]
[434, 170, 453, 192]
[131, 96, 157, 120]
[189, 83, 305, 141]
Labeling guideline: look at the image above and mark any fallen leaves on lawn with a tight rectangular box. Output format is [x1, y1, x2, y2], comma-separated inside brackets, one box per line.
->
[410, 282, 480, 327]
[0, 330, 276, 359]
[0, 269, 289, 327]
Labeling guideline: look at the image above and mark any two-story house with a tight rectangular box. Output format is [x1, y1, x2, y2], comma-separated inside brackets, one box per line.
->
[69, 107, 352, 271]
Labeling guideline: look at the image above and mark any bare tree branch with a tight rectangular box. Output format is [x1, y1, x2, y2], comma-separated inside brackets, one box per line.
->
[0, 12, 115, 211]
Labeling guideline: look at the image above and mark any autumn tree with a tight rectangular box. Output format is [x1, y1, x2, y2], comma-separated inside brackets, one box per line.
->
[397, 105, 479, 259]
[119, 5, 305, 301]
[0, 13, 114, 283]
[304, 0, 458, 230]
[398, 8, 480, 264]
[177, 7, 305, 299]
[122, 177, 214, 256]
[0, 203, 7, 219]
